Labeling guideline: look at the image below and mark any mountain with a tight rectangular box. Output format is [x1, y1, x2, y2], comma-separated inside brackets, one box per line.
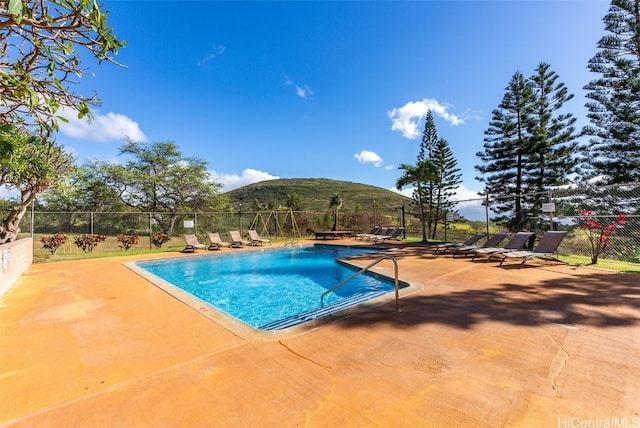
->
[223, 178, 413, 212]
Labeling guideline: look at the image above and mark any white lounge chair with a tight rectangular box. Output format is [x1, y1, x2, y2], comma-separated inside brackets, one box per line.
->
[248, 230, 271, 246]
[207, 232, 231, 250]
[182, 234, 206, 253]
[229, 230, 250, 248]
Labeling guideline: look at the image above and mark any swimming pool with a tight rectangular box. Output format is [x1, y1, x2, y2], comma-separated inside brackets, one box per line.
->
[133, 245, 403, 330]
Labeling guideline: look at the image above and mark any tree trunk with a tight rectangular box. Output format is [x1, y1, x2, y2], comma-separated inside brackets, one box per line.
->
[0, 199, 31, 244]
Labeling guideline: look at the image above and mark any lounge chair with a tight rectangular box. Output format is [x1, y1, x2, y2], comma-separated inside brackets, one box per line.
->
[373, 227, 405, 243]
[182, 234, 206, 253]
[451, 233, 509, 257]
[495, 231, 568, 268]
[355, 226, 382, 240]
[430, 233, 487, 254]
[248, 229, 271, 246]
[364, 227, 393, 241]
[470, 232, 535, 261]
[229, 230, 250, 248]
[207, 232, 231, 250]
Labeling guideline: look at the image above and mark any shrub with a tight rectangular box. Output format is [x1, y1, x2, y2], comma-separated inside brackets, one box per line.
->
[117, 234, 139, 251]
[150, 233, 170, 248]
[580, 210, 627, 264]
[73, 234, 107, 253]
[40, 234, 68, 254]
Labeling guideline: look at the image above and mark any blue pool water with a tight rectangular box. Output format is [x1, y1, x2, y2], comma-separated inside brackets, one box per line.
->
[134, 245, 399, 330]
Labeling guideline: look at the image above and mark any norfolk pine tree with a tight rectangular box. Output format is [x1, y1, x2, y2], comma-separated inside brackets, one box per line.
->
[417, 111, 438, 237]
[431, 137, 462, 239]
[416, 110, 461, 239]
[525, 62, 579, 225]
[582, 0, 640, 184]
[476, 71, 535, 231]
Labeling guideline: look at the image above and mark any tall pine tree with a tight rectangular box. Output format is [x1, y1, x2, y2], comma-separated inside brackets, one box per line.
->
[415, 110, 462, 238]
[476, 71, 534, 231]
[582, 0, 640, 184]
[418, 111, 438, 237]
[526, 62, 580, 223]
[477, 64, 583, 231]
[431, 137, 462, 239]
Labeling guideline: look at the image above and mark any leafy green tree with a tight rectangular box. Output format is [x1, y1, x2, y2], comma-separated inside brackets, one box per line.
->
[476, 71, 535, 231]
[98, 141, 227, 235]
[40, 162, 124, 212]
[286, 193, 304, 211]
[38, 162, 126, 232]
[582, 0, 640, 184]
[329, 193, 343, 231]
[396, 159, 437, 242]
[0, 124, 74, 243]
[1, 0, 125, 135]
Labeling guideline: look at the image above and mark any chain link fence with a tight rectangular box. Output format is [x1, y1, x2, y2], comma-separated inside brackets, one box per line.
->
[13, 182, 640, 271]
[452, 182, 640, 271]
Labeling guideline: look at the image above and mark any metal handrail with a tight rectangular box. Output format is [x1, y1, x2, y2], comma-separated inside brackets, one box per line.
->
[321, 255, 401, 312]
[284, 236, 299, 246]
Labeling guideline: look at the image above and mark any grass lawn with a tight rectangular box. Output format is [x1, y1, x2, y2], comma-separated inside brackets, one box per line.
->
[24, 233, 640, 273]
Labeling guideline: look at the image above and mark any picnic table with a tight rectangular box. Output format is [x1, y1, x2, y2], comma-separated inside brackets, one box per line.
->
[314, 230, 353, 240]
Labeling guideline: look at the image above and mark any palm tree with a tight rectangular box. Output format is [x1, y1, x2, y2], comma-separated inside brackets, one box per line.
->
[329, 193, 343, 231]
[396, 159, 437, 243]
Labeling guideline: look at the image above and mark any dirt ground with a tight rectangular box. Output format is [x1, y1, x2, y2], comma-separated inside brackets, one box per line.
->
[1, 241, 638, 427]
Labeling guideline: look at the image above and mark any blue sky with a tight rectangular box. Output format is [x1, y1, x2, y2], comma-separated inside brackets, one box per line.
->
[52, 0, 609, 209]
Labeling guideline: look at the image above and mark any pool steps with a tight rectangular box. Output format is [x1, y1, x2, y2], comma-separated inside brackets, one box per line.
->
[259, 290, 390, 330]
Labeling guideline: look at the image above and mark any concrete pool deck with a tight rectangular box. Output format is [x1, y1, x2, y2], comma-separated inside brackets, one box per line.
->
[1, 241, 639, 427]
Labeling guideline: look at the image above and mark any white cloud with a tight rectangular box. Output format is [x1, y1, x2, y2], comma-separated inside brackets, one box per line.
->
[390, 186, 414, 198]
[198, 44, 225, 66]
[384, 165, 395, 171]
[295, 85, 313, 99]
[58, 108, 147, 142]
[389, 184, 487, 220]
[212, 168, 280, 193]
[284, 76, 313, 99]
[0, 185, 19, 199]
[354, 150, 383, 167]
[388, 98, 463, 139]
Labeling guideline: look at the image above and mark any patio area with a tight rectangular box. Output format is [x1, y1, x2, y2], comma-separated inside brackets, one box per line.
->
[1, 241, 639, 427]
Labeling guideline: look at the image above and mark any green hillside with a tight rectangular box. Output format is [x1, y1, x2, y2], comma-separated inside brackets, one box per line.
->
[224, 178, 413, 212]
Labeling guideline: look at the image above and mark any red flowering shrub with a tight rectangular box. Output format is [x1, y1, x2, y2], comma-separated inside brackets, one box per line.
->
[150, 233, 170, 248]
[117, 234, 139, 251]
[40, 234, 68, 254]
[73, 234, 107, 253]
[579, 210, 626, 264]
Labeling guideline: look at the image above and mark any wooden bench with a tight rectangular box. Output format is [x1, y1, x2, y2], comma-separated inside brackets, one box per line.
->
[314, 231, 353, 240]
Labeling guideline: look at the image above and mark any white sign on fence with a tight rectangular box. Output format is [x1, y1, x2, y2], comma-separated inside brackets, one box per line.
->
[183, 220, 194, 228]
[542, 203, 556, 213]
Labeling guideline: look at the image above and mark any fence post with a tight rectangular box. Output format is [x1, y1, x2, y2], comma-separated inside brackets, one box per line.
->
[549, 190, 554, 231]
[30, 199, 35, 237]
[485, 194, 490, 237]
[149, 213, 152, 249]
[90, 212, 94, 234]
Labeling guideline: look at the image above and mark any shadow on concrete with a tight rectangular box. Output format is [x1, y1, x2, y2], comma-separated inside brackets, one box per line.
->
[336, 267, 640, 331]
